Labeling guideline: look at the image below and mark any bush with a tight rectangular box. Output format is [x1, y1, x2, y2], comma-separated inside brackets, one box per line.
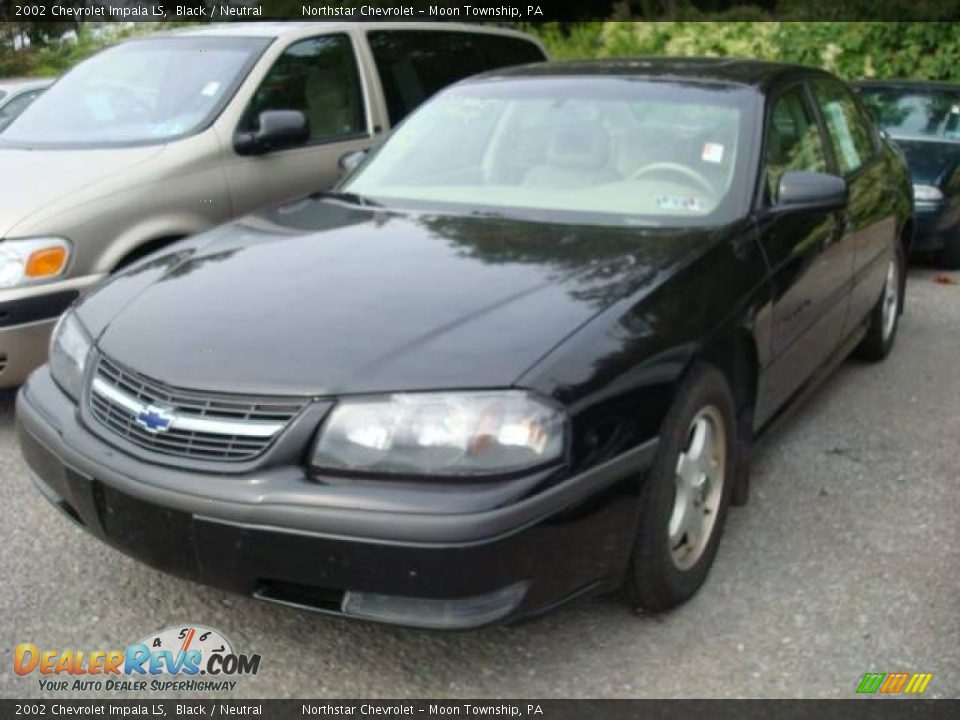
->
[533, 21, 960, 82]
[0, 24, 158, 78]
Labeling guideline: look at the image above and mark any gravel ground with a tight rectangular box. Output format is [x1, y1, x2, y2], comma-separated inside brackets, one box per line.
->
[1, 267, 958, 700]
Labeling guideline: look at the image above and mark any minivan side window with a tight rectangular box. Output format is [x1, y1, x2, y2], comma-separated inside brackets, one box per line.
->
[368, 31, 485, 126]
[473, 34, 546, 68]
[239, 34, 365, 143]
[765, 85, 828, 202]
[811, 80, 876, 176]
[367, 31, 544, 126]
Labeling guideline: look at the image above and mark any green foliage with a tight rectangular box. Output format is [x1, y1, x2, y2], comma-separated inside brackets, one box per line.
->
[4, 19, 960, 84]
[0, 23, 164, 79]
[533, 21, 960, 82]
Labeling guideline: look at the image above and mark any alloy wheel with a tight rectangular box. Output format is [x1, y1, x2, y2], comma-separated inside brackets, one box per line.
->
[881, 258, 899, 342]
[668, 405, 726, 571]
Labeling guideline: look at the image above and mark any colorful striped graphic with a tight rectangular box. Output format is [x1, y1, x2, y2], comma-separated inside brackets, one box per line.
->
[857, 672, 932, 695]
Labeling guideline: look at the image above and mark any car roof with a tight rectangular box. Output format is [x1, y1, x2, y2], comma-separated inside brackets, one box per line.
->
[854, 79, 960, 93]
[163, 21, 537, 42]
[479, 56, 830, 89]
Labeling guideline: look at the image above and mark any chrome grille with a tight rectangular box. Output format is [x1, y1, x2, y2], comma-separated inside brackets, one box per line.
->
[88, 355, 305, 462]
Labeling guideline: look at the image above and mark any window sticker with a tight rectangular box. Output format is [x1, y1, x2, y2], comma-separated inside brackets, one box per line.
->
[656, 195, 705, 212]
[201, 81, 221, 97]
[702, 142, 725, 163]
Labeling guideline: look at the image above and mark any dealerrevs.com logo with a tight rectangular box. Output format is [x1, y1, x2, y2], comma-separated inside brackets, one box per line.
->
[14, 625, 261, 693]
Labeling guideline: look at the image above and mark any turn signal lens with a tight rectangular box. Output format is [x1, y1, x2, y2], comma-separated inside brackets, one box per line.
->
[0, 237, 71, 289]
[26, 246, 68, 278]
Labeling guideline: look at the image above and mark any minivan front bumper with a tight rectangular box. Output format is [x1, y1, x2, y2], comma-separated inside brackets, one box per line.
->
[16, 368, 657, 629]
[0, 274, 105, 388]
[913, 200, 959, 253]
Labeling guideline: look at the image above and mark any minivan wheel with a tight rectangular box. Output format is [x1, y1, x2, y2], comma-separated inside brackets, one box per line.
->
[856, 246, 903, 362]
[623, 363, 736, 612]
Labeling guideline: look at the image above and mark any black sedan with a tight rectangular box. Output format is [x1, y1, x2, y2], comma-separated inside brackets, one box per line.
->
[17, 59, 912, 629]
[857, 80, 960, 267]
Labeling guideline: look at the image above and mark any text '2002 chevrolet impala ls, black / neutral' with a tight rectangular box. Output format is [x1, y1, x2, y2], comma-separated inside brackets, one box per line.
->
[17, 58, 912, 629]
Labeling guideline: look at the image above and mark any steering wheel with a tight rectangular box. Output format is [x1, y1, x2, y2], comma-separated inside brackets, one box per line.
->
[629, 162, 715, 195]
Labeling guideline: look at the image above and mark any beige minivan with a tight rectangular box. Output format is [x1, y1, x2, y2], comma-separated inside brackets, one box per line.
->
[0, 22, 546, 388]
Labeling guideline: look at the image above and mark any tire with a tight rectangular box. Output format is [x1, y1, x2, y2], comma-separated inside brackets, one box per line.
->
[623, 363, 737, 612]
[937, 232, 960, 270]
[856, 244, 904, 362]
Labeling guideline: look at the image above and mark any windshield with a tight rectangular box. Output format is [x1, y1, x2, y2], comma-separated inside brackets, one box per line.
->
[343, 78, 754, 226]
[859, 87, 960, 141]
[1, 36, 270, 147]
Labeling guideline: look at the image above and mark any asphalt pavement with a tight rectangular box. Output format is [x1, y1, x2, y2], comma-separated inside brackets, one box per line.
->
[1, 267, 957, 699]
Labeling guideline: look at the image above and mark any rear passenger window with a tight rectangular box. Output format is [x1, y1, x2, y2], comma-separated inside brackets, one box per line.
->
[239, 34, 365, 143]
[368, 31, 485, 126]
[368, 31, 544, 126]
[811, 80, 876, 176]
[473, 34, 546, 68]
[765, 85, 828, 202]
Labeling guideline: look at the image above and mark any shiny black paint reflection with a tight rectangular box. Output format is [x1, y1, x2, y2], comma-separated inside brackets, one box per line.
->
[72, 68, 913, 495]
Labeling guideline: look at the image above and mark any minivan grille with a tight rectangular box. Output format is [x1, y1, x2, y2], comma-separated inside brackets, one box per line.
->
[87, 355, 305, 462]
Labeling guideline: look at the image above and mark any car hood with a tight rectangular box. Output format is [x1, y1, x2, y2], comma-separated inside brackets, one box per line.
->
[0, 145, 163, 237]
[85, 197, 724, 396]
[894, 137, 960, 186]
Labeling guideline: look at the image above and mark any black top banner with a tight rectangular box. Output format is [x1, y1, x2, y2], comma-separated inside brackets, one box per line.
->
[2, 0, 960, 22]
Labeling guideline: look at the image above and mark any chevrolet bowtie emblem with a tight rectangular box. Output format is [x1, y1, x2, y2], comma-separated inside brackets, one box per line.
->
[135, 406, 175, 434]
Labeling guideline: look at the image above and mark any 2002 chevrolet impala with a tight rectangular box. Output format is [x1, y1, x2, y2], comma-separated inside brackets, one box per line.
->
[17, 59, 912, 629]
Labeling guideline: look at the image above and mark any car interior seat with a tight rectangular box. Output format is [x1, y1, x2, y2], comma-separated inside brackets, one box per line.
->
[523, 119, 620, 188]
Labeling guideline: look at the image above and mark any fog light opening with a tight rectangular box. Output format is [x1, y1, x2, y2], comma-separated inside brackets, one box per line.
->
[341, 582, 528, 629]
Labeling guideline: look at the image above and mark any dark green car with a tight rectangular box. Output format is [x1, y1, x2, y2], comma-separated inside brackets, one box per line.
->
[857, 80, 960, 268]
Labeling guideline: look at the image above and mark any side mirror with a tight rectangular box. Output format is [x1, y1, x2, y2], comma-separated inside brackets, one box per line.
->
[234, 110, 310, 156]
[777, 171, 848, 211]
[339, 149, 368, 177]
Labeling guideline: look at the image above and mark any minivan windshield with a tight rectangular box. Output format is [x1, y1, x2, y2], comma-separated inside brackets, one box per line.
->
[1, 36, 270, 147]
[343, 77, 754, 226]
[859, 87, 960, 141]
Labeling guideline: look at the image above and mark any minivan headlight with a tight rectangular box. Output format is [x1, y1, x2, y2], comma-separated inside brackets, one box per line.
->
[312, 391, 565, 476]
[49, 310, 91, 401]
[0, 237, 71, 289]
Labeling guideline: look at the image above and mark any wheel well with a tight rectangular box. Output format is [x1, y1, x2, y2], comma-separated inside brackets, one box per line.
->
[900, 218, 914, 259]
[700, 330, 759, 427]
[112, 236, 184, 272]
[698, 329, 759, 506]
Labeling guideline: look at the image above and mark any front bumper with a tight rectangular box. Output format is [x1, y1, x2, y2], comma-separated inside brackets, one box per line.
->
[0, 274, 105, 388]
[16, 368, 657, 629]
[912, 201, 959, 253]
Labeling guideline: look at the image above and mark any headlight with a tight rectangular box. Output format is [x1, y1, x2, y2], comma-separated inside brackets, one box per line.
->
[0, 237, 71, 289]
[312, 391, 565, 476]
[49, 310, 92, 401]
[913, 184, 944, 202]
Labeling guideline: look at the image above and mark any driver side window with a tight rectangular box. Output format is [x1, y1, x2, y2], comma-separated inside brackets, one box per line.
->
[765, 86, 828, 203]
[239, 34, 365, 144]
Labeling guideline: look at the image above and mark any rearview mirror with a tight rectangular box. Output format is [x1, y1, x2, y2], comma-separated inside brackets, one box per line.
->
[234, 110, 310, 156]
[777, 171, 848, 211]
[339, 149, 368, 177]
